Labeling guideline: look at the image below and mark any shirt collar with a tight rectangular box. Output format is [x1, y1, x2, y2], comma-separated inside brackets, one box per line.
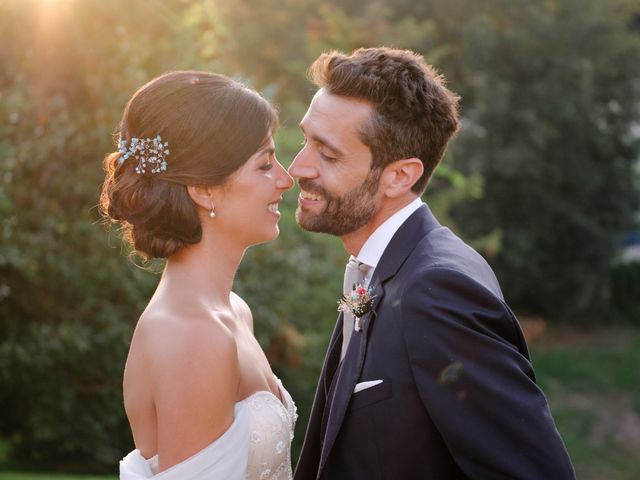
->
[356, 197, 424, 269]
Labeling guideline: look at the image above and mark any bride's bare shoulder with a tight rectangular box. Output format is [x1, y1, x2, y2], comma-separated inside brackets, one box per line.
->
[126, 308, 240, 469]
[132, 307, 238, 374]
[230, 292, 253, 332]
[126, 307, 240, 409]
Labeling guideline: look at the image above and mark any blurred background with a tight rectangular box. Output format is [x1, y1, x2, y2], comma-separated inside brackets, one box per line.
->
[1, 0, 639, 478]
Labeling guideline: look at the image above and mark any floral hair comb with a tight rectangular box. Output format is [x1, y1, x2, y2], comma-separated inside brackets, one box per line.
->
[118, 135, 170, 174]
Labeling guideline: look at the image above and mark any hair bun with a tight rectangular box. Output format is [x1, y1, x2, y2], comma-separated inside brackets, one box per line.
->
[100, 152, 201, 259]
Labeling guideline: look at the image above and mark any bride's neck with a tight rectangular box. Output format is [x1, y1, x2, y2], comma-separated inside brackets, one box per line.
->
[155, 232, 246, 311]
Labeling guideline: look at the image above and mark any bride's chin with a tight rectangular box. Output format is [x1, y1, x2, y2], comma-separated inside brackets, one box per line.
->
[250, 226, 280, 247]
[266, 226, 280, 241]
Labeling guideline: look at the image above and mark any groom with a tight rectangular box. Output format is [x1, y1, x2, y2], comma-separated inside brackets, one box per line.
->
[289, 47, 575, 479]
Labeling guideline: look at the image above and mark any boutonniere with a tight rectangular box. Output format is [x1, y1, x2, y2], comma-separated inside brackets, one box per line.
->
[337, 284, 377, 331]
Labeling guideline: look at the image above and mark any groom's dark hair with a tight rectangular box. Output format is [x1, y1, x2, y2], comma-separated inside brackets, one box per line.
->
[309, 47, 460, 193]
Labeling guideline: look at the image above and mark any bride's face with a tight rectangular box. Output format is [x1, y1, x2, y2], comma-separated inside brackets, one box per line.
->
[213, 136, 294, 246]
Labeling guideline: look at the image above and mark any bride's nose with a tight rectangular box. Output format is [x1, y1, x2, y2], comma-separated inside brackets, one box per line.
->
[275, 160, 294, 191]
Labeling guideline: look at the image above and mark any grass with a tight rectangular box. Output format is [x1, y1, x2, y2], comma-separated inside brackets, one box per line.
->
[2, 325, 639, 480]
[531, 326, 640, 480]
[0, 476, 116, 480]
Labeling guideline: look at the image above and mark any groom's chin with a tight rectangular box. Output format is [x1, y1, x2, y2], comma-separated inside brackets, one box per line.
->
[294, 208, 354, 236]
[295, 207, 325, 233]
[294, 208, 314, 232]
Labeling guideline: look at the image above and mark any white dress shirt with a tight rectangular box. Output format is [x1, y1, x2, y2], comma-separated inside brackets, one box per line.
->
[355, 197, 424, 287]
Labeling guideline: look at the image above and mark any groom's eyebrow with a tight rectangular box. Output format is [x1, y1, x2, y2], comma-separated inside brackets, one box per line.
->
[299, 124, 345, 156]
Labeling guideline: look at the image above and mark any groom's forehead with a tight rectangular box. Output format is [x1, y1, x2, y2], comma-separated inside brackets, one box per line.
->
[308, 88, 372, 115]
[303, 90, 372, 137]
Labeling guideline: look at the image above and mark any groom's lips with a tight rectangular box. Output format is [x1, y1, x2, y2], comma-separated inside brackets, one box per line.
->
[299, 189, 324, 207]
[300, 189, 322, 201]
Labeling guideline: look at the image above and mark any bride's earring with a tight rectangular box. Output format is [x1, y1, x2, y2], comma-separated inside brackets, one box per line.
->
[209, 200, 216, 219]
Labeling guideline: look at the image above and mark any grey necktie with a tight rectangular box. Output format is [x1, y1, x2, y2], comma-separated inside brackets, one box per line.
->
[341, 257, 370, 360]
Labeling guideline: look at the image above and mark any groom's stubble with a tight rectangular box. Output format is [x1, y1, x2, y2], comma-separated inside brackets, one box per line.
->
[295, 167, 382, 236]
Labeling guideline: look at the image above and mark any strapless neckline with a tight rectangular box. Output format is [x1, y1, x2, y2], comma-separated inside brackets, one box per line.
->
[240, 376, 295, 416]
[241, 390, 283, 407]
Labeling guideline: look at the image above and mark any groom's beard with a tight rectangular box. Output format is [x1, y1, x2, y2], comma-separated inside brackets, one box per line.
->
[295, 168, 381, 236]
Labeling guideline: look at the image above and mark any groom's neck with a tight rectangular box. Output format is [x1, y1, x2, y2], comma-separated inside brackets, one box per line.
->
[340, 194, 418, 257]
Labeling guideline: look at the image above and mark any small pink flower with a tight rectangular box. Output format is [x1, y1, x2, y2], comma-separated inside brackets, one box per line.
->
[338, 284, 377, 322]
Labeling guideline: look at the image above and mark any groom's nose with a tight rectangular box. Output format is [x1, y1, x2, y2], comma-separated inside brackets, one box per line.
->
[288, 147, 318, 180]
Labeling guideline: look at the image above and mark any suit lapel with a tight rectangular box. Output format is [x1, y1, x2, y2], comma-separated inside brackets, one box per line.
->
[319, 279, 385, 469]
[323, 314, 344, 396]
[317, 204, 441, 476]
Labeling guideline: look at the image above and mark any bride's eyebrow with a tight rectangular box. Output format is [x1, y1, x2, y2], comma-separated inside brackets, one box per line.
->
[254, 145, 276, 159]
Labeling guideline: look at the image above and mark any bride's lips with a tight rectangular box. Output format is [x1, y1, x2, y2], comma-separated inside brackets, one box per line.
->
[267, 199, 282, 218]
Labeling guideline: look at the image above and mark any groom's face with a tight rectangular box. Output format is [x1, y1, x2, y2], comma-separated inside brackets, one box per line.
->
[289, 89, 382, 236]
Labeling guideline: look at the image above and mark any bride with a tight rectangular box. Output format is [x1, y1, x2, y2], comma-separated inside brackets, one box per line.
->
[100, 71, 296, 479]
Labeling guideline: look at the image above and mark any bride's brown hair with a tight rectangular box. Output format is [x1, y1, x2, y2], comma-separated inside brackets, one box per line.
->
[100, 71, 278, 259]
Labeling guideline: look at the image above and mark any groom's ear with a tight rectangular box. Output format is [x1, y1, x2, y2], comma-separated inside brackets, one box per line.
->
[381, 158, 424, 198]
[187, 185, 216, 211]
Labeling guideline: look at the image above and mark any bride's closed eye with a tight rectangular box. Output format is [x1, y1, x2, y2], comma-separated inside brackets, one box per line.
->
[258, 147, 276, 171]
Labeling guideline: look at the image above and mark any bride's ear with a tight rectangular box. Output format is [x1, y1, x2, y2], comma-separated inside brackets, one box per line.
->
[187, 185, 216, 211]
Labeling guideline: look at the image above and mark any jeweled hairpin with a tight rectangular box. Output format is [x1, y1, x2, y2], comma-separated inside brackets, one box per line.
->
[118, 135, 170, 174]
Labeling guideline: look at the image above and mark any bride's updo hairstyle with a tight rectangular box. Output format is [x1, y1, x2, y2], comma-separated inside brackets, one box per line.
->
[100, 71, 278, 259]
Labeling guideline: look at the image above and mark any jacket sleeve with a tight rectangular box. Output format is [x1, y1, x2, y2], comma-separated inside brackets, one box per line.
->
[400, 267, 575, 479]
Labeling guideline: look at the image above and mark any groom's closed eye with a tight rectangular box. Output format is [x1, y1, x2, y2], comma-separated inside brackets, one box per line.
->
[319, 150, 337, 163]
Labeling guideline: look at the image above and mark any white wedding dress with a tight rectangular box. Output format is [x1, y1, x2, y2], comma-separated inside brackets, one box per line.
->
[119, 376, 297, 480]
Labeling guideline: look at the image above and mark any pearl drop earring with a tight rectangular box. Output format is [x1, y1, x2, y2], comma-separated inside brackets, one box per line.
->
[209, 200, 216, 218]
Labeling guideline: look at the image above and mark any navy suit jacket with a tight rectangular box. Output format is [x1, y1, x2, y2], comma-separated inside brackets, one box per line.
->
[294, 205, 575, 480]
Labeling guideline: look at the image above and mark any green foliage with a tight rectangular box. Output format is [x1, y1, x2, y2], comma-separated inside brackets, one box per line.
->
[0, 0, 200, 468]
[611, 261, 640, 322]
[186, 0, 443, 122]
[1, 0, 639, 473]
[445, 0, 640, 321]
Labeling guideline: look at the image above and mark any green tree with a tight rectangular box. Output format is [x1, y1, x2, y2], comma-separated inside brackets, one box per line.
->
[447, 0, 640, 320]
[0, 0, 202, 468]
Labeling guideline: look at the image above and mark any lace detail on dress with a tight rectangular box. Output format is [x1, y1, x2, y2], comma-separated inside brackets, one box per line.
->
[245, 377, 298, 480]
